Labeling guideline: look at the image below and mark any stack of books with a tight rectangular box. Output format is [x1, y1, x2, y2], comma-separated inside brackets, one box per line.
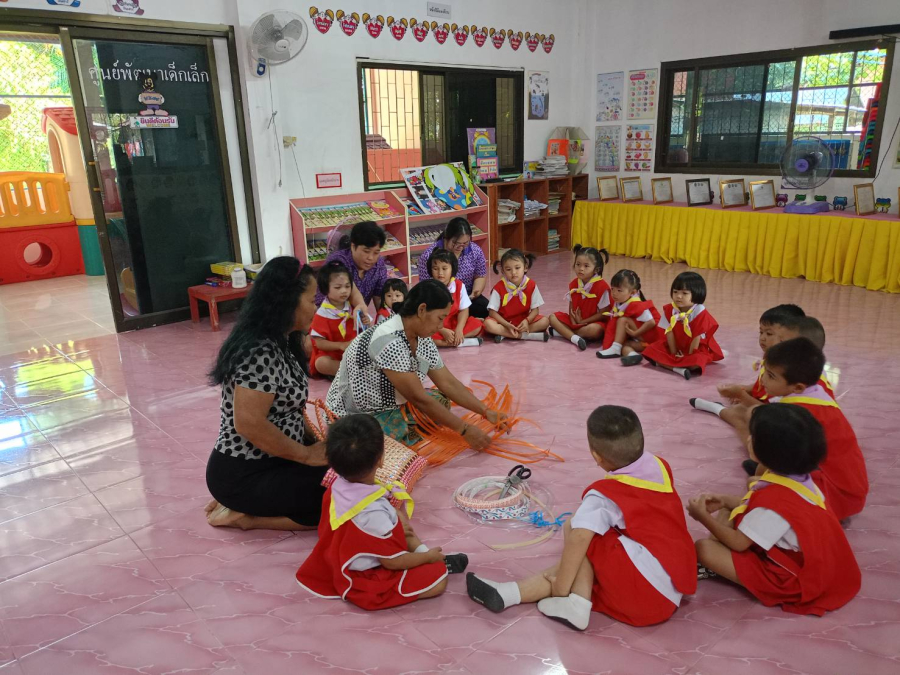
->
[548, 229, 560, 252]
[469, 143, 499, 182]
[548, 192, 564, 215]
[498, 199, 520, 223]
[537, 155, 567, 177]
[524, 199, 547, 219]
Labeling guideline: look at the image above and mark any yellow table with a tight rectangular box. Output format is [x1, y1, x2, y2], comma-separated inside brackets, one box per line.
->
[572, 199, 900, 293]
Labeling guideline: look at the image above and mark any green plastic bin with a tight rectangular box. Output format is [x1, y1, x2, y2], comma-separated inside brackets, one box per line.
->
[78, 222, 105, 276]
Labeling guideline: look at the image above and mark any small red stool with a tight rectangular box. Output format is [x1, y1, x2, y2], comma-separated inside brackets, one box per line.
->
[0, 220, 85, 285]
[187, 283, 252, 331]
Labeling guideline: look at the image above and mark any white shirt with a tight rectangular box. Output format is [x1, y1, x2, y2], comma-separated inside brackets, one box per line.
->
[487, 285, 545, 312]
[347, 496, 399, 571]
[570, 490, 683, 606]
[450, 279, 472, 311]
[736, 484, 820, 553]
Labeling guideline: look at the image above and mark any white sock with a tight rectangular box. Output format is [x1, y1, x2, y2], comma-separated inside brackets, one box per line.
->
[598, 343, 622, 356]
[479, 577, 521, 607]
[537, 593, 592, 631]
[522, 332, 545, 341]
[414, 544, 428, 553]
[674, 367, 688, 377]
[570, 335, 582, 346]
[693, 398, 725, 416]
[460, 338, 481, 348]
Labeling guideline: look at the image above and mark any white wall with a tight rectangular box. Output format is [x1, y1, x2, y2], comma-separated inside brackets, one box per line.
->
[583, 0, 900, 210]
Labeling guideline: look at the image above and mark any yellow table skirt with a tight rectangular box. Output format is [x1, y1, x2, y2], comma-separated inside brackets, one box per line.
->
[572, 200, 900, 293]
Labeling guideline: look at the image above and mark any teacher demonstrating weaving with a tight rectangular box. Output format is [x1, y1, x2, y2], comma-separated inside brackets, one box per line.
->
[205, 257, 328, 531]
[416, 218, 489, 319]
[325, 280, 504, 448]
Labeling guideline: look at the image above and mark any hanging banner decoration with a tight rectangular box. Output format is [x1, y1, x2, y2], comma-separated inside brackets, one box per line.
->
[490, 28, 506, 49]
[508, 30, 523, 51]
[472, 26, 487, 48]
[130, 72, 178, 129]
[432, 22, 450, 44]
[452, 24, 469, 46]
[111, 0, 143, 14]
[387, 16, 408, 40]
[362, 13, 384, 38]
[337, 10, 361, 36]
[595, 125, 621, 172]
[525, 32, 540, 52]
[310, 7, 335, 34]
[542, 34, 555, 53]
[47, 0, 81, 6]
[410, 18, 430, 41]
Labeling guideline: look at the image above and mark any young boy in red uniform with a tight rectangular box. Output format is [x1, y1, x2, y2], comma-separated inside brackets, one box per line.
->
[296, 414, 468, 609]
[689, 404, 860, 615]
[466, 405, 697, 629]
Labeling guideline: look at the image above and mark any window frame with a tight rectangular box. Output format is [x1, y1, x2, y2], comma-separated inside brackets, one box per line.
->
[356, 60, 524, 190]
[654, 39, 894, 177]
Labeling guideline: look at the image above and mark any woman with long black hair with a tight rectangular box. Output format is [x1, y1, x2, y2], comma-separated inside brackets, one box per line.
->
[416, 217, 489, 318]
[205, 257, 328, 531]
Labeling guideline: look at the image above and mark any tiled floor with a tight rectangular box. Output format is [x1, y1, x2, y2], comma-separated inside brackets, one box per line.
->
[0, 253, 898, 674]
[0, 275, 116, 358]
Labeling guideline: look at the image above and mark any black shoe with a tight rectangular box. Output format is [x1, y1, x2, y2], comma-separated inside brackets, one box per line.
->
[596, 349, 622, 359]
[742, 459, 760, 476]
[575, 337, 587, 351]
[621, 353, 643, 367]
[445, 553, 469, 574]
[548, 327, 557, 337]
[645, 357, 657, 367]
[493, 335, 504, 344]
[697, 563, 718, 580]
[682, 369, 692, 381]
[542, 331, 550, 342]
[466, 573, 505, 613]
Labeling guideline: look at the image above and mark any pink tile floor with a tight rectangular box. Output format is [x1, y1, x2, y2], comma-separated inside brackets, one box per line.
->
[0, 253, 899, 674]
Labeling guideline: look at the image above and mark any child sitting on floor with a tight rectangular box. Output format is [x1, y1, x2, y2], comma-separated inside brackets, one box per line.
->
[641, 271, 724, 380]
[688, 404, 861, 616]
[296, 414, 468, 610]
[548, 245, 612, 351]
[310, 262, 359, 378]
[376, 278, 408, 325]
[483, 248, 550, 342]
[595, 269, 662, 366]
[466, 405, 697, 629]
[428, 248, 483, 348]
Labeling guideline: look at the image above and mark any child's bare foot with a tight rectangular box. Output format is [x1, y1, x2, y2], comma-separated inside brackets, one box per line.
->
[207, 503, 245, 528]
[204, 499, 218, 515]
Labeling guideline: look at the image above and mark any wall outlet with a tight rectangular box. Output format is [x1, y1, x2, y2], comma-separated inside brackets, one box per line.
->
[283, 136, 297, 148]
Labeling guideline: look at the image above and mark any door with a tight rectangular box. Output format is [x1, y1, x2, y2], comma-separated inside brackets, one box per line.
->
[61, 27, 240, 331]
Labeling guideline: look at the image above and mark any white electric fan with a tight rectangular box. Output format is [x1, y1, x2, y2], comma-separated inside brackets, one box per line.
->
[248, 10, 308, 77]
[780, 136, 836, 214]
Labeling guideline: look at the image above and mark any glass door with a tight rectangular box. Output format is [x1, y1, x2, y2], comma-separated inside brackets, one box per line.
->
[61, 28, 239, 331]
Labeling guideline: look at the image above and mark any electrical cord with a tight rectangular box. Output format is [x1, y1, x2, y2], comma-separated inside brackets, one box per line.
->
[266, 68, 283, 189]
[290, 144, 306, 197]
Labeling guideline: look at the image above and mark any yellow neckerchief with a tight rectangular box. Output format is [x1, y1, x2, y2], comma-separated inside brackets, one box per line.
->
[753, 360, 769, 399]
[329, 479, 414, 530]
[603, 295, 640, 318]
[602, 455, 673, 493]
[321, 301, 351, 339]
[779, 388, 840, 409]
[501, 276, 530, 307]
[665, 304, 695, 338]
[729, 471, 825, 521]
[569, 275, 604, 299]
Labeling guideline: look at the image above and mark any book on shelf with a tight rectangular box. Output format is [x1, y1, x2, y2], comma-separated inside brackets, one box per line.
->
[367, 200, 398, 218]
[548, 191, 564, 215]
[536, 155, 568, 177]
[548, 228, 560, 252]
[524, 198, 548, 219]
[476, 156, 499, 180]
[498, 198, 520, 223]
[476, 143, 498, 158]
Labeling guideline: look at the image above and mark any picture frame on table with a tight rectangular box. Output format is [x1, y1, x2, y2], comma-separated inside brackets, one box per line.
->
[620, 177, 643, 202]
[685, 178, 713, 206]
[719, 179, 747, 208]
[651, 177, 673, 204]
[597, 176, 620, 201]
[749, 180, 777, 210]
[854, 183, 876, 215]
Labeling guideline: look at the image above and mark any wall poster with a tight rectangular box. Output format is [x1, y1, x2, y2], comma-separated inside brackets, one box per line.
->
[596, 72, 623, 122]
[627, 68, 657, 120]
[594, 125, 620, 172]
[624, 124, 653, 172]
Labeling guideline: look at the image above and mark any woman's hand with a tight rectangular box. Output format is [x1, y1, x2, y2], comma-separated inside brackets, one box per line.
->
[354, 303, 371, 326]
[465, 424, 492, 451]
[485, 409, 509, 432]
[301, 441, 328, 467]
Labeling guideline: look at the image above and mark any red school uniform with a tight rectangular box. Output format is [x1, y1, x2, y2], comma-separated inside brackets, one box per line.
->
[575, 454, 697, 627]
[777, 385, 867, 520]
[310, 301, 359, 377]
[432, 278, 483, 340]
[553, 276, 611, 331]
[750, 360, 836, 402]
[600, 295, 663, 350]
[730, 473, 860, 615]
[296, 481, 447, 611]
[376, 307, 394, 325]
[487, 276, 545, 326]
[642, 303, 724, 373]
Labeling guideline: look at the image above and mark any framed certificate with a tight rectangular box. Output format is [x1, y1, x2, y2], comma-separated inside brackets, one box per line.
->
[749, 180, 776, 210]
[597, 176, 620, 201]
[720, 179, 747, 208]
[620, 177, 643, 202]
[854, 183, 875, 215]
[686, 178, 712, 206]
[651, 177, 673, 204]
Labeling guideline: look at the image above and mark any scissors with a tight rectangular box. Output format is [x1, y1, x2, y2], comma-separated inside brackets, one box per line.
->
[499, 464, 531, 499]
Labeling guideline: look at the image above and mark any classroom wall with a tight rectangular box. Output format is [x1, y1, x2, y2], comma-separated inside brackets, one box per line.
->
[583, 0, 900, 210]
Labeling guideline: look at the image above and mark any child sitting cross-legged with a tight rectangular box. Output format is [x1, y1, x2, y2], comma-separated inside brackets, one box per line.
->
[688, 404, 861, 616]
[483, 248, 550, 343]
[428, 248, 484, 348]
[466, 405, 697, 629]
[296, 414, 468, 610]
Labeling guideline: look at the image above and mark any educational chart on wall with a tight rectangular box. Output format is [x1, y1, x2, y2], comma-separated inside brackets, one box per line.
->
[594, 125, 621, 172]
[401, 163, 482, 214]
[528, 71, 549, 120]
[627, 68, 658, 120]
[624, 124, 653, 171]
[596, 72, 623, 122]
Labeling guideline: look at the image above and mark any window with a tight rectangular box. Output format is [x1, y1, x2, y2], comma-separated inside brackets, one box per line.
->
[358, 63, 524, 189]
[656, 41, 893, 175]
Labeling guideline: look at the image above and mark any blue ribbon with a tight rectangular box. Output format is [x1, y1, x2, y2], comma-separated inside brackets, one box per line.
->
[521, 510, 572, 529]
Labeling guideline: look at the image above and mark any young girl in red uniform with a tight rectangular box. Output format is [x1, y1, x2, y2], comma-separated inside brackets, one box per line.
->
[296, 414, 468, 610]
[375, 278, 408, 326]
[428, 248, 483, 348]
[483, 248, 550, 343]
[466, 405, 697, 629]
[641, 271, 723, 380]
[689, 404, 860, 615]
[548, 246, 612, 351]
[595, 269, 662, 366]
[310, 262, 359, 378]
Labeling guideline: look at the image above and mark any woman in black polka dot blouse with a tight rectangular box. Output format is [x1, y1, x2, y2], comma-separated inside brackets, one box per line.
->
[205, 257, 328, 531]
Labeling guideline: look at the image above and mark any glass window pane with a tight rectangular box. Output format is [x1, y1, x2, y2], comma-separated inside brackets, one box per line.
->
[759, 60, 795, 164]
[361, 67, 421, 187]
[665, 70, 692, 165]
[800, 52, 853, 87]
[692, 64, 765, 164]
[854, 48, 887, 84]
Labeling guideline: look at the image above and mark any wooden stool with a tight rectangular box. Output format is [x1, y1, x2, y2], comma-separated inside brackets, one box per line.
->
[187, 283, 251, 331]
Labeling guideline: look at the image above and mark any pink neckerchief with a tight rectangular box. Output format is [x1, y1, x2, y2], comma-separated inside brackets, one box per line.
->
[331, 475, 384, 519]
[769, 383, 831, 404]
[567, 275, 604, 301]
[318, 300, 352, 338]
[750, 472, 817, 494]
[608, 451, 664, 482]
[502, 276, 530, 307]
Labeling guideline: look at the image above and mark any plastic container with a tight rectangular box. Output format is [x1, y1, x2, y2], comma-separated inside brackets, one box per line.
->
[77, 221, 104, 276]
[231, 266, 247, 289]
